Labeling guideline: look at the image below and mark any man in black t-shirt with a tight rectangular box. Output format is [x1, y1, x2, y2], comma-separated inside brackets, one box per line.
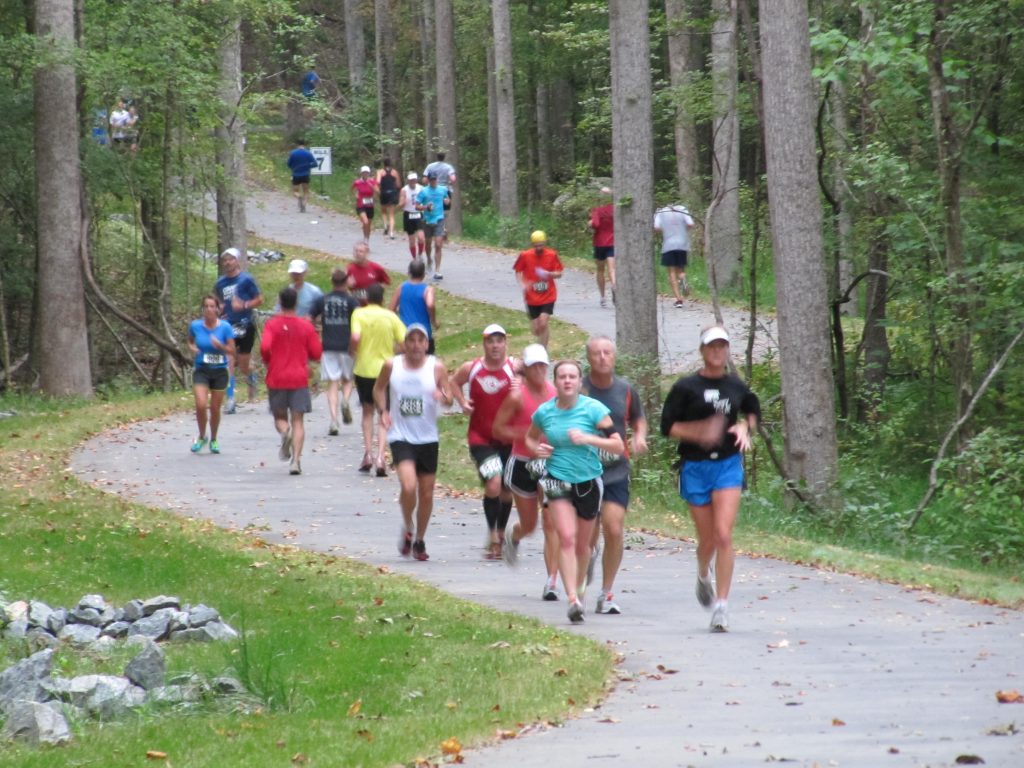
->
[311, 269, 360, 434]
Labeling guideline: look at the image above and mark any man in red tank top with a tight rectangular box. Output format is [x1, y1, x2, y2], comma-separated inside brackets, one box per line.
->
[452, 324, 520, 559]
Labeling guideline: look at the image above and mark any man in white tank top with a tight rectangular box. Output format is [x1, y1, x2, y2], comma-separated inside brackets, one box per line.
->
[373, 323, 453, 561]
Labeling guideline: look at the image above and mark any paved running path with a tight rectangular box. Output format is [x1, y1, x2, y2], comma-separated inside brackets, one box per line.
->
[71, 192, 1023, 766]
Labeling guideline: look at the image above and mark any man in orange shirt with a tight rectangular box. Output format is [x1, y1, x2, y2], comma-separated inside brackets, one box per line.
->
[513, 231, 564, 348]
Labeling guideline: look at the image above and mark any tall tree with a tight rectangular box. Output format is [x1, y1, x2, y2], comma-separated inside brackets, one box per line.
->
[610, 0, 657, 388]
[665, 0, 701, 205]
[419, 0, 436, 156]
[434, 0, 461, 234]
[344, 0, 366, 89]
[34, 0, 92, 396]
[216, 13, 247, 259]
[375, 0, 399, 154]
[709, 0, 741, 288]
[759, 0, 838, 502]
[491, 0, 518, 218]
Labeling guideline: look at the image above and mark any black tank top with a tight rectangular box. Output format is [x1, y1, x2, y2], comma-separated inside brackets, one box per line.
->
[379, 170, 399, 193]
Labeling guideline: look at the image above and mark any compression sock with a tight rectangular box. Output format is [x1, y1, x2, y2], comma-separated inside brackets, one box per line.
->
[497, 499, 513, 531]
[227, 374, 236, 401]
[483, 495, 500, 532]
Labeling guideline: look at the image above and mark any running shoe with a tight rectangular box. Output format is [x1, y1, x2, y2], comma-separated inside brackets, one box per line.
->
[502, 527, 519, 567]
[567, 599, 585, 624]
[190, 437, 208, 454]
[433, 273, 443, 281]
[542, 581, 559, 601]
[596, 592, 621, 615]
[696, 575, 715, 609]
[342, 402, 353, 425]
[412, 540, 429, 561]
[599, 297, 607, 308]
[209, 440, 220, 454]
[358, 453, 372, 473]
[399, 528, 413, 557]
[710, 605, 729, 633]
[375, 457, 388, 478]
[279, 428, 292, 461]
[674, 299, 684, 308]
[289, 458, 302, 476]
[225, 398, 236, 415]
[328, 421, 339, 436]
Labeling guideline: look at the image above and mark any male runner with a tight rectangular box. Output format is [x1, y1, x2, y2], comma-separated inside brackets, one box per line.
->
[287, 140, 318, 213]
[589, 187, 616, 307]
[513, 231, 563, 349]
[415, 172, 449, 281]
[214, 247, 263, 413]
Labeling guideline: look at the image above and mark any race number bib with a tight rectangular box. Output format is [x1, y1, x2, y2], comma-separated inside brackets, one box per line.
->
[231, 322, 248, 338]
[478, 454, 503, 480]
[532, 281, 548, 292]
[525, 458, 547, 479]
[408, 211, 421, 220]
[399, 396, 424, 417]
[202, 353, 226, 366]
[539, 476, 571, 499]
[361, 197, 373, 206]
[597, 448, 619, 466]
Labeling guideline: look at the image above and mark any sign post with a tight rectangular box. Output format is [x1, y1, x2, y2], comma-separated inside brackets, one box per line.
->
[310, 146, 332, 197]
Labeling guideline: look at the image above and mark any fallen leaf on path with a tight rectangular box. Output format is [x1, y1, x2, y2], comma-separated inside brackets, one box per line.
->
[291, 754, 307, 765]
[554, 668, 568, 677]
[356, 729, 373, 742]
[598, 717, 621, 723]
[954, 755, 985, 764]
[496, 729, 517, 740]
[145, 752, 168, 760]
[440, 737, 462, 755]
[986, 722, 1019, 736]
[656, 664, 678, 674]
[995, 689, 1023, 703]
[347, 698, 362, 716]
[832, 718, 846, 726]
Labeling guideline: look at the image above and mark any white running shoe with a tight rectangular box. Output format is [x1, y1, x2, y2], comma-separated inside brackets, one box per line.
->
[710, 605, 729, 632]
[567, 599, 585, 624]
[596, 592, 621, 615]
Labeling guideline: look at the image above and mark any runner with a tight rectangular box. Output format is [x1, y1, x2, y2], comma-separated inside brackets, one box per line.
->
[260, 286, 323, 476]
[451, 324, 518, 559]
[187, 295, 235, 455]
[352, 165, 378, 243]
[399, 172, 426, 261]
[588, 187, 616, 307]
[376, 158, 402, 239]
[493, 343, 560, 599]
[415, 172, 448, 281]
[582, 335, 648, 615]
[389, 259, 438, 355]
[654, 203, 696, 307]
[513, 230, 563, 348]
[350, 283, 406, 477]
[374, 323, 453, 562]
[284, 259, 323, 320]
[287, 140, 318, 213]
[526, 359, 624, 623]
[345, 241, 390, 303]
[660, 325, 761, 632]
[310, 269, 360, 435]
[422, 151, 457, 209]
[213, 247, 263, 414]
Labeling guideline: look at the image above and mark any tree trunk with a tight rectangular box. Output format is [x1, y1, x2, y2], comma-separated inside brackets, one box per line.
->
[610, 0, 658, 397]
[344, 0, 366, 89]
[216, 15, 247, 260]
[759, 0, 838, 503]
[535, 81, 552, 202]
[709, 0, 741, 289]
[419, 0, 436, 156]
[665, 0, 701, 206]
[491, 0, 519, 218]
[34, 0, 92, 396]
[551, 78, 576, 180]
[375, 0, 399, 155]
[486, 44, 500, 210]
[434, 0, 461, 234]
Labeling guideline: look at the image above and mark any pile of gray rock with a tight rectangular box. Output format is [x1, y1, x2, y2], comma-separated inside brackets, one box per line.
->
[195, 247, 284, 265]
[0, 595, 247, 747]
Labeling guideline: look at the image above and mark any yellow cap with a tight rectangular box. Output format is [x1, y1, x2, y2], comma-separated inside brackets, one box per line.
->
[530, 230, 547, 245]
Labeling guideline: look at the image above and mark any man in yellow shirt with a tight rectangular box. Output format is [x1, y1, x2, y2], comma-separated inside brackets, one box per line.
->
[350, 282, 406, 476]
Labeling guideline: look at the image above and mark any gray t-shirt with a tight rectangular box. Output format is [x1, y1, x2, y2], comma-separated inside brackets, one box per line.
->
[582, 375, 645, 484]
[654, 206, 695, 253]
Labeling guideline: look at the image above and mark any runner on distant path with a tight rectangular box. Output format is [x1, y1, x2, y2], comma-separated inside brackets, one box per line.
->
[415, 173, 449, 281]
[213, 247, 263, 413]
[654, 203, 695, 308]
[352, 165, 378, 243]
[588, 187, 616, 308]
[399, 172, 426, 260]
[451, 324, 518, 560]
[287, 139, 318, 213]
[375, 323, 453, 562]
[493, 343, 560, 599]
[345, 241, 390, 304]
[660, 325, 760, 633]
[376, 158, 402, 239]
[310, 269, 359, 435]
[526, 359, 624, 624]
[513, 231, 563, 349]
[390, 259, 438, 355]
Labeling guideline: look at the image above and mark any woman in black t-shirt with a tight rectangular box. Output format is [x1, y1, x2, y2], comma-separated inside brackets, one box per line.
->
[660, 326, 760, 633]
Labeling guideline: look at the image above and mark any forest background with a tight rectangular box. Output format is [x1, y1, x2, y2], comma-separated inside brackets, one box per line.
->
[1, 0, 1023, 590]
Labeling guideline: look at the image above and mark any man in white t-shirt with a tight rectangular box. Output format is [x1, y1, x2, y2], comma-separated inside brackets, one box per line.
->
[654, 204, 695, 308]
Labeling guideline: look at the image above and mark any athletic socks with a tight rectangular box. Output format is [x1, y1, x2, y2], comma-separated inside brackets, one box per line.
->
[483, 495, 500, 531]
[226, 374, 236, 400]
[497, 499, 513, 531]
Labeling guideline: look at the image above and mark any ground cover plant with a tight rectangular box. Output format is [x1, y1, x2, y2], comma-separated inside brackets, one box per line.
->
[0, 392, 612, 767]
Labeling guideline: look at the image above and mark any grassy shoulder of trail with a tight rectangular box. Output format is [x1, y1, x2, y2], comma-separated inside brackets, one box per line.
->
[0, 392, 612, 767]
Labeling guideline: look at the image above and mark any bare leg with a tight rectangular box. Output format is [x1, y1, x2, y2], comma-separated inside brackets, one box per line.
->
[542, 504, 559, 583]
[326, 379, 340, 425]
[416, 473, 436, 540]
[688, 486, 740, 600]
[290, 411, 305, 463]
[595, 261, 606, 299]
[599, 501, 626, 593]
[209, 390, 225, 440]
[193, 385, 210, 438]
[668, 266, 683, 302]
[360, 402, 374, 462]
[433, 237, 444, 274]
[396, 460, 418, 532]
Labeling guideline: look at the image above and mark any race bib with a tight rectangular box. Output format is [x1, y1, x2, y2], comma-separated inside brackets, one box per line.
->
[597, 448, 619, 466]
[202, 353, 225, 365]
[399, 396, 424, 417]
[539, 476, 570, 499]
[478, 454, 503, 480]
[525, 458, 546, 479]
[361, 197, 373, 206]
[231, 322, 248, 338]
[408, 211, 421, 220]
[532, 281, 548, 292]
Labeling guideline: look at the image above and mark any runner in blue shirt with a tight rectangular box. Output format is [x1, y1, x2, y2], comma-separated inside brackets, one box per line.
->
[415, 173, 450, 281]
[187, 295, 236, 454]
[287, 139, 319, 212]
[213, 247, 263, 413]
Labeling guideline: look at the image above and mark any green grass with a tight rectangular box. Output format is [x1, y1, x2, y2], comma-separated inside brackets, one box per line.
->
[0, 394, 612, 766]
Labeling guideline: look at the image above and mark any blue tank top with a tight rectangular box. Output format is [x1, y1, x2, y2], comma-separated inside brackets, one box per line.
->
[397, 282, 431, 337]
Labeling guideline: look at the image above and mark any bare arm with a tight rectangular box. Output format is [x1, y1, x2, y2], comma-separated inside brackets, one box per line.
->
[568, 415, 624, 456]
[492, 391, 524, 444]
[524, 423, 552, 458]
[451, 360, 474, 413]
[434, 360, 454, 407]
[425, 285, 438, 329]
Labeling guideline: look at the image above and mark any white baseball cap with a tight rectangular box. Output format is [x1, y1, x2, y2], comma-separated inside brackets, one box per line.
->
[287, 259, 308, 274]
[700, 326, 730, 346]
[407, 171, 418, 180]
[482, 324, 507, 338]
[360, 165, 371, 173]
[405, 322, 429, 338]
[522, 344, 549, 367]
[220, 247, 241, 259]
